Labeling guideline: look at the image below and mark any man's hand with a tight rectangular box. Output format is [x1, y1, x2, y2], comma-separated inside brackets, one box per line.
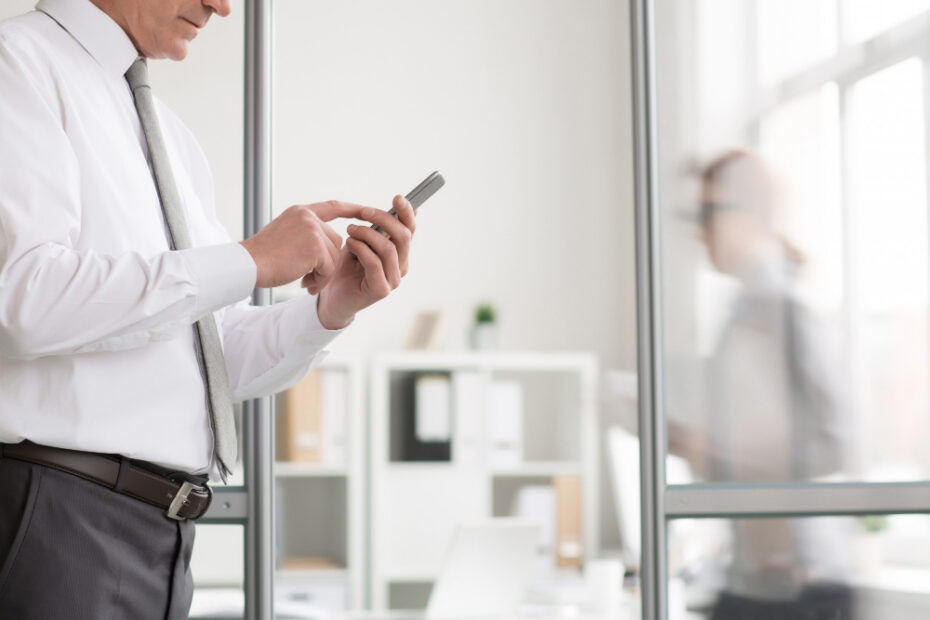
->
[240, 201, 373, 291]
[315, 195, 416, 329]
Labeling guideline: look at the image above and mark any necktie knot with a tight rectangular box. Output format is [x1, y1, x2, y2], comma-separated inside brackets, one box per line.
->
[125, 58, 149, 92]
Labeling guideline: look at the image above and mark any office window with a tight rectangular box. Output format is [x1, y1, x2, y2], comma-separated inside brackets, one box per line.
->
[847, 59, 930, 481]
[758, 85, 843, 315]
[756, 0, 837, 87]
[842, 0, 930, 44]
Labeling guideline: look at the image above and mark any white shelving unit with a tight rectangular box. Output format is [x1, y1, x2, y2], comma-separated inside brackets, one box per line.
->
[369, 352, 599, 610]
[273, 353, 366, 611]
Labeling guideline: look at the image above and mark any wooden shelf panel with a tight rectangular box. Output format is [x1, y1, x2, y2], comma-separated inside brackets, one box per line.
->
[274, 462, 349, 477]
[276, 568, 348, 581]
[490, 461, 584, 477]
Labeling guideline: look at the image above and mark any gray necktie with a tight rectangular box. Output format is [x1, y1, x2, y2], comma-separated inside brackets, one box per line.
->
[126, 58, 238, 482]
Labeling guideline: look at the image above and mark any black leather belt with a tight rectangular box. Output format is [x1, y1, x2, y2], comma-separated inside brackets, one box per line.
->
[0, 441, 212, 521]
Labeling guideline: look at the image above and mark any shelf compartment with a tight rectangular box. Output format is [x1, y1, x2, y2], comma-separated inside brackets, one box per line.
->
[275, 477, 348, 570]
[489, 370, 584, 463]
[388, 581, 433, 610]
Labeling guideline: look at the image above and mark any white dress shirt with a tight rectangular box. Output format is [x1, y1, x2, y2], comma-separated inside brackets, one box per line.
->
[0, 0, 343, 473]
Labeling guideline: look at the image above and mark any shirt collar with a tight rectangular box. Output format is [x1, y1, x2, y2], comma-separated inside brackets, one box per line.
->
[36, 0, 139, 77]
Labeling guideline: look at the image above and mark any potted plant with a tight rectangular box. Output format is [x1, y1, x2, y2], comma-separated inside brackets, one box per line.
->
[470, 303, 498, 350]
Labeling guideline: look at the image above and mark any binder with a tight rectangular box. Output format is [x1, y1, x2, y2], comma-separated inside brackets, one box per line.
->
[488, 381, 523, 468]
[320, 370, 348, 465]
[279, 371, 322, 462]
[403, 373, 453, 461]
[415, 374, 453, 442]
[453, 371, 485, 467]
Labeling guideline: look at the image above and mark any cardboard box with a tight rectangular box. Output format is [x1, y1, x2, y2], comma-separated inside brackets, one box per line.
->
[554, 475, 583, 568]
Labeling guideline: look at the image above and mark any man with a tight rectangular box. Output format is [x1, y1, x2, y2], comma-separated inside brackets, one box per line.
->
[690, 150, 852, 620]
[0, 0, 416, 617]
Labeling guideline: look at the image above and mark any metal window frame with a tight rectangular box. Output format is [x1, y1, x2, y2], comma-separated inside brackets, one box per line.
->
[183, 2, 273, 618]
[175, 2, 273, 618]
[632, 1, 930, 618]
[631, 0, 666, 617]
[666, 482, 930, 518]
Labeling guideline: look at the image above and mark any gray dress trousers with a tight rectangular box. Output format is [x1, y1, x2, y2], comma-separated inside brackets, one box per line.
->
[0, 456, 196, 619]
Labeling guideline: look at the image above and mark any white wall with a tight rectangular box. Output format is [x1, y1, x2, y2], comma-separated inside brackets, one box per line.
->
[0, 1, 37, 19]
[150, 1, 245, 242]
[271, 0, 636, 372]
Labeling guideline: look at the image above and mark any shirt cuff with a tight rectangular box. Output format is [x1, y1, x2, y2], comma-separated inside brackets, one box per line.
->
[277, 294, 351, 352]
[180, 242, 257, 318]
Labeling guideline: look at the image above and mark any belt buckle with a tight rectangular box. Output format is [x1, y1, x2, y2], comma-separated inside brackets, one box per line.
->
[166, 481, 197, 521]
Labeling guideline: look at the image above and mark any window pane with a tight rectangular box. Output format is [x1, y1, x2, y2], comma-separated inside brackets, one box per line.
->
[667, 515, 930, 619]
[848, 59, 930, 481]
[756, 0, 837, 86]
[758, 86, 843, 315]
[843, 0, 930, 44]
[849, 61, 928, 314]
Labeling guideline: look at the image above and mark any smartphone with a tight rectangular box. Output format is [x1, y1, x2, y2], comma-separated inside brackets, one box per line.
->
[371, 171, 445, 233]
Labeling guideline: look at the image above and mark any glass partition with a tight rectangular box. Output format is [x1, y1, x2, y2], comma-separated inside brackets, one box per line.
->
[271, 0, 634, 615]
[656, 0, 930, 485]
[667, 515, 930, 619]
[641, 0, 930, 617]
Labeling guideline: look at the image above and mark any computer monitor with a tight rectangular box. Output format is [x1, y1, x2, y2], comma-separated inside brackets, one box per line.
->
[426, 520, 540, 619]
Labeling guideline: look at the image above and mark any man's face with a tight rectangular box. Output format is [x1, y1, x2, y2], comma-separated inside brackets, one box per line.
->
[93, 0, 232, 60]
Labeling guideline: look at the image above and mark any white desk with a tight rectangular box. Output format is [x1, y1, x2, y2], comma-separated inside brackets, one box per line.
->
[190, 591, 642, 620]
